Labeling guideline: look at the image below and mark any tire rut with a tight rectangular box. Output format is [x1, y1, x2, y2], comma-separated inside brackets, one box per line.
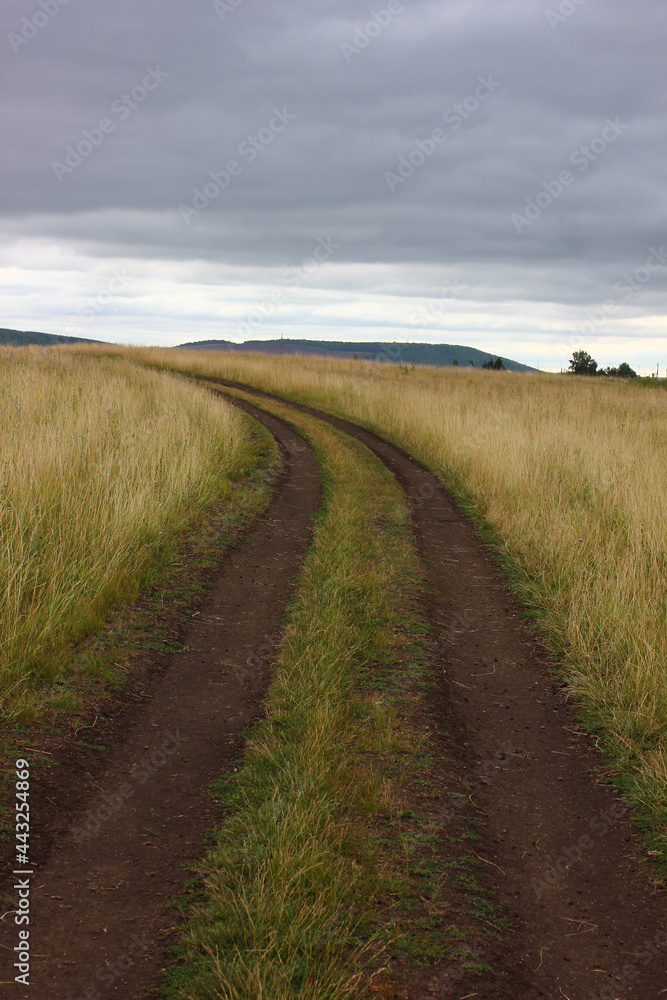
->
[204, 377, 666, 1000]
[0, 402, 320, 1000]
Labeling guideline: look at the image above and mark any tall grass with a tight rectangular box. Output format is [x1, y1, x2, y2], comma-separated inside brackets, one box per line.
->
[0, 347, 248, 721]
[106, 345, 667, 850]
[167, 389, 422, 1000]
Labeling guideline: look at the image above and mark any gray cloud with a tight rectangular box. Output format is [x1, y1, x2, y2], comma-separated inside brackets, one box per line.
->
[1, 0, 665, 368]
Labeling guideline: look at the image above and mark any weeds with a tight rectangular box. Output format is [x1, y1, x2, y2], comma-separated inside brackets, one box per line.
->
[0, 348, 249, 721]
[164, 388, 498, 997]
[100, 344, 667, 858]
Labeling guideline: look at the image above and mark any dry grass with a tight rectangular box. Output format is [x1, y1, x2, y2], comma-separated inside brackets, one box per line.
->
[104, 345, 667, 849]
[166, 389, 421, 1000]
[0, 347, 247, 721]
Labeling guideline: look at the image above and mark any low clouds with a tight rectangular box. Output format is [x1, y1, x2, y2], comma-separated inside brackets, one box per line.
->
[0, 0, 665, 369]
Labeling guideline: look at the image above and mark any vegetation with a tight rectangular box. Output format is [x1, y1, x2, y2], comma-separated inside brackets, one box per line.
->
[167, 389, 429, 999]
[569, 350, 637, 377]
[0, 344, 493, 996]
[0, 348, 249, 721]
[5, 340, 663, 991]
[602, 361, 637, 378]
[0, 327, 97, 348]
[568, 349, 599, 375]
[106, 345, 667, 858]
[177, 339, 532, 371]
[482, 356, 505, 370]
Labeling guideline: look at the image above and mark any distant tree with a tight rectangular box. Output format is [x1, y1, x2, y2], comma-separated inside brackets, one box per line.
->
[452, 358, 459, 366]
[483, 357, 506, 370]
[601, 362, 637, 378]
[468, 359, 474, 367]
[568, 350, 598, 375]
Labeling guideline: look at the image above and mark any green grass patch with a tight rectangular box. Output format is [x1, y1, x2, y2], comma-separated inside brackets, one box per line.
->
[163, 388, 500, 999]
[163, 396, 430, 998]
[137, 353, 667, 870]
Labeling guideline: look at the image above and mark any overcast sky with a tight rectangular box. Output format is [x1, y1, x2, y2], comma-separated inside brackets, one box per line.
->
[1, 0, 665, 371]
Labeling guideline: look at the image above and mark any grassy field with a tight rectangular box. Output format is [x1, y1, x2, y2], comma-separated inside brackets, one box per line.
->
[167, 388, 429, 999]
[6, 341, 664, 991]
[102, 345, 667, 855]
[0, 348, 249, 722]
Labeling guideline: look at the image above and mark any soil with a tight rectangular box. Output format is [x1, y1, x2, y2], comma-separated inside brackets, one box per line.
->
[0, 400, 321, 999]
[203, 378, 667, 1000]
[2, 373, 664, 1000]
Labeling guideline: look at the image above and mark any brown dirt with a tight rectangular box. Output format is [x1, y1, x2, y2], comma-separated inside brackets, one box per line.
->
[3, 370, 665, 1000]
[0, 400, 321, 999]
[204, 378, 667, 1000]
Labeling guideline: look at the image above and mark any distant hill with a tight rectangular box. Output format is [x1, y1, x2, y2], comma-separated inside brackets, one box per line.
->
[177, 338, 535, 372]
[0, 328, 101, 347]
[0, 330, 534, 372]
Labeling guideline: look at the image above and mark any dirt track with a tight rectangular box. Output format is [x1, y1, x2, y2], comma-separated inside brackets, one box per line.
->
[205, 379, 666, 1000]
[1, 378, 665, 999]
[0, 401, 320, 999]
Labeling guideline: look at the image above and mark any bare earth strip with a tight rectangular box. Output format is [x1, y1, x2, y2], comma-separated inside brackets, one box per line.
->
[0, 403, 320, 999]
[206, 378, 666, 1000]
[3, 373, 664, 999]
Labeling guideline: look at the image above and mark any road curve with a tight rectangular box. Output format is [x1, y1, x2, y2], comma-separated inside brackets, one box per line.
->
[204, 376, 666, 1000]
[0, 400, 320, 1000]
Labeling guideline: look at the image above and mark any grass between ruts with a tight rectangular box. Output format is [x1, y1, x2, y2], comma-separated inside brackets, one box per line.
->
[92, 346, 667, 865]
[0, 348, 250, 723]
[163, 387, 462, 1000]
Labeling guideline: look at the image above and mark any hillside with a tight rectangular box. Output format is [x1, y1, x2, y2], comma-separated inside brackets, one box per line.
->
[177, 338, 535, 371]
[0, 328, 101, 347]
[0, 329, 534, 371]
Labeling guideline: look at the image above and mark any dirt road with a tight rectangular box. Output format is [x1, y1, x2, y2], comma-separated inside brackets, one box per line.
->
[0, 402, 320, 999]
[206, 378, 666, 1000]
[2, 377, 664, 999]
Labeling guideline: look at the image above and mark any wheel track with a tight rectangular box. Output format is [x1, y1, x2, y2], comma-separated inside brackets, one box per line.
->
[204, 377, 666, 1000]
[4, 374, 664, 1000]
[0, 401, 320, 999]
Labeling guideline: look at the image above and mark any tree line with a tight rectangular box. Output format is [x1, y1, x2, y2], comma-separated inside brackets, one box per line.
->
[568, 350, 637, 378]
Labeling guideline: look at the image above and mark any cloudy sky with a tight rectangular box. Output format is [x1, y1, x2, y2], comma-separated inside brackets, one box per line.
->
[1, 0, 665, 371]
